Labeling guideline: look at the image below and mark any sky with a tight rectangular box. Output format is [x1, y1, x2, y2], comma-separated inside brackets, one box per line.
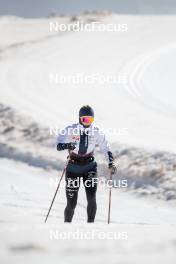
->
[0, 0, 176, 18]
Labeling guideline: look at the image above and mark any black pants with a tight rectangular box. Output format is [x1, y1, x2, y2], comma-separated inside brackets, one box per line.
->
[64, 162, 97, 223]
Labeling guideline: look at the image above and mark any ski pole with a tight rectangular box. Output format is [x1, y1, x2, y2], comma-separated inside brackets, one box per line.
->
[108, 171, 113, 224]
[44, 156, 70, 223]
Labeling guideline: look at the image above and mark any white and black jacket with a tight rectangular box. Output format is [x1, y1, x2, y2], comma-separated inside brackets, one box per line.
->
[56, 123, 114, 163]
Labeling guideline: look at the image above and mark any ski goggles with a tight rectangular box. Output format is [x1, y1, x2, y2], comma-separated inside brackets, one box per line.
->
[80, 116, 94, 124]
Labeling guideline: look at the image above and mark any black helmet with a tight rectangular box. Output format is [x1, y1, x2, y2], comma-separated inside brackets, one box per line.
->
[79, 105, 94, 118]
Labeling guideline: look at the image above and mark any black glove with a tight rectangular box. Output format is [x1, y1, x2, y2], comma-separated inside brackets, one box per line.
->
[57, 142, 76, 151]
[108, 162, 117, 175]
[67, 142, 77, 150]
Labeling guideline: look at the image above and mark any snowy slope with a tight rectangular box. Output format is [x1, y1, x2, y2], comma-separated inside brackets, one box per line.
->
[1, 158, 176, 264]
[0, 13, 176, 264]
[0, 15, 176, 151]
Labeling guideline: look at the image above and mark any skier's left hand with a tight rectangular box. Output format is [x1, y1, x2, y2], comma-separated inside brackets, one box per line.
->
[108, 162, 117, 175]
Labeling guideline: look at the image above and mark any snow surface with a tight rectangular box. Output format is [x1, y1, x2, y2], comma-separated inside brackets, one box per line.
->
[0, 13, 176, 263]
[0, 14, 176, 151]
[1, 158, 176, 264]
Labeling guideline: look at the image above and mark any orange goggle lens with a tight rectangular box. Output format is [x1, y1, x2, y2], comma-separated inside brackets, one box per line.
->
[80, 116, 94, 124]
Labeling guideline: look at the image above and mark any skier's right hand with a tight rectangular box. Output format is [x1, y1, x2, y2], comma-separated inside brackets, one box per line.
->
[67, 142, 77, 150]
[57, 142, 76, 151]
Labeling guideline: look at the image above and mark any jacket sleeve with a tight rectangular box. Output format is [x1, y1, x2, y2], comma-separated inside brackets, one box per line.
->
[96, 130, 114, 163]
[56, 125, 72, 145]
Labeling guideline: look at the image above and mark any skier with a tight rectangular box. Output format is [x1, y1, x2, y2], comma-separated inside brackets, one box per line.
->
[57, 105, 117, 223]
